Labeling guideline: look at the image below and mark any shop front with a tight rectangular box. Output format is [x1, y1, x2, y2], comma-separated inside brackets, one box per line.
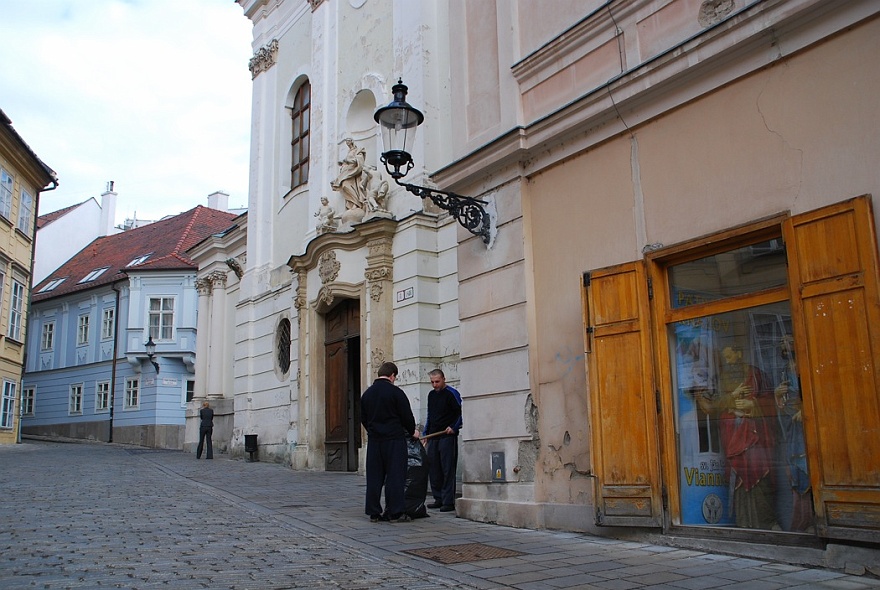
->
[583, 196, 880, 544]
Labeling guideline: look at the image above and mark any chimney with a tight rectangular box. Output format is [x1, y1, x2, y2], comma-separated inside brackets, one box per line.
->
[207, 190, 229, 212]
[100, 181, 117, 236]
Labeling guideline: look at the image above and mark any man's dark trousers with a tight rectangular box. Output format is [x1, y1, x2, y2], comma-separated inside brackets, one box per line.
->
[365, 437, 407, 517]
[197, 426, 213, 459]
[428, 435, 457, 506]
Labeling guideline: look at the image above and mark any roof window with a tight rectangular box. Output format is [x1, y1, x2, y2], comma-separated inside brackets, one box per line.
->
[79, 267, 109, 283]
[37, 278, 66, 293]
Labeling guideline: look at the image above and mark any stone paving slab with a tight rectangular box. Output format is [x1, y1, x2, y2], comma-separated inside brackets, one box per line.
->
[0, 439, 878, 590]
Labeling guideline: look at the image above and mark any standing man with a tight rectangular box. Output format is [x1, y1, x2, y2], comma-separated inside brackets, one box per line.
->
[196, 401, 214, 460]
[423, 369, 462, 512]
[360, 361, 417, 522]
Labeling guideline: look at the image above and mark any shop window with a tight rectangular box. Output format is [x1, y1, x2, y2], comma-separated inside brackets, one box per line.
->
[584, 196, 880, 543]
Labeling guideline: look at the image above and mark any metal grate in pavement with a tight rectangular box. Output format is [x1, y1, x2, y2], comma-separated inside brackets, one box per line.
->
[404, 542, 525, 564]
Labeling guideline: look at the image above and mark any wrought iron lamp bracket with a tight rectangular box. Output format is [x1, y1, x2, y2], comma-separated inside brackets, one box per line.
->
[397, 179, 491, 244]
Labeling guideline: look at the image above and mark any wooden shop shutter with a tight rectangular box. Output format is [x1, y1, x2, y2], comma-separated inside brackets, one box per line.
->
[583, 261, 663, 527]
[784, 195, 880, 543]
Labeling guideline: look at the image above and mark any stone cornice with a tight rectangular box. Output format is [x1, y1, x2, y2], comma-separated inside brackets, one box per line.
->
[433, 0, 876, 193]
[287, 217, 397, 274]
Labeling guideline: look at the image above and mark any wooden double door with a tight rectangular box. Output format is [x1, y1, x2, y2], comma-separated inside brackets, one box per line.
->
[324, 299, 361, 471]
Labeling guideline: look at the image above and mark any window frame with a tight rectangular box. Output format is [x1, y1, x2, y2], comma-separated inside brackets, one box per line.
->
[101, 307, 115, 341]
[69, 383, 83, 415]
[124, 377, 139, 409]
[148, 296, 175, 341]
[17, 188, 33, 235]
[41, 321, 55, 351]
[8, 279, 25, 341]
[21, 386, 34, 417]
[1, 380, 16, 428]
[95, 380, 110, 413]
[0, 168, 12, 220]
[290, 81, 311, 190]
[77, 313, 90, 346]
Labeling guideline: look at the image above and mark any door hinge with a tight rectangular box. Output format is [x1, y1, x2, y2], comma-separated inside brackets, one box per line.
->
[647, 277, 654, 300]
[655, 389, 662, 414]
[583, 272, 591, 287]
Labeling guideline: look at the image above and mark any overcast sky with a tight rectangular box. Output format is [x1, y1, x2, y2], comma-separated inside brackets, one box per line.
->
[0, 0, 253, 224]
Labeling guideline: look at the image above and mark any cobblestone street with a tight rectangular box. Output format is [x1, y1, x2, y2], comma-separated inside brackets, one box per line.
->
[1, 440, 878, 589]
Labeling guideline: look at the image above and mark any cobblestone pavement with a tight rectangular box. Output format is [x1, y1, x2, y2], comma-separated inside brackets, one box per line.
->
[1, 440, 878, 590]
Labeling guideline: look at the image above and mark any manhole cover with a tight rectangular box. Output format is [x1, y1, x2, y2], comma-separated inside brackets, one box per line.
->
[404, 543, 524, 564]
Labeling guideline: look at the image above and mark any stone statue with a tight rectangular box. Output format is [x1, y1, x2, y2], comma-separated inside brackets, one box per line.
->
[314, 196, 339, 232]
[365, 167, 389, 213]
[330, 138, 368, 211]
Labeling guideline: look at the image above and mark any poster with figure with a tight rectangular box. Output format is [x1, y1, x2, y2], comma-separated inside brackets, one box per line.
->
[674, 314, 734, 526]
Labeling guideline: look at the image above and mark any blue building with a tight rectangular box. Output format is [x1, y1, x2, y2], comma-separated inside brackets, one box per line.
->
[22, 205, 237, 447]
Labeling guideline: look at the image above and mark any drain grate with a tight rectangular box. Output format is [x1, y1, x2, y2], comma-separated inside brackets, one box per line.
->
[404, 543, 525, 564]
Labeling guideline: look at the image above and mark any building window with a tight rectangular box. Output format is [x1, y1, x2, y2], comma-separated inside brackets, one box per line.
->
[8, 280, 25, 341]
[21, 386, 34, 417]
[149, 297, 174, 340]
[37, 277, 65, 293]
[124, 377, 139, 409]
[0, 169, 12, 220]
[95, 381, 110, 412]
[17, 189, 33, 235]
[41, 321, 55, 351]
[69, 384, 83, 415]
[79, 267, 109, 284]
[102, 308, 115, 340]
[1, 380, 16, 428]
[185, 379, 195, 404]
[276, 318, 291, 375]
[126, 253, 152, 267]
[77, 314, 90, 345]
[290, 81, 311, 189]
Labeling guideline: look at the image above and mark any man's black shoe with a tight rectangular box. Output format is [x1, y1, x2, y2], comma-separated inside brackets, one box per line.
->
[427, 502, 443, 509]
[439, 505, 455, 512]
[369, 515, 382, 523]
[385, 513, 404, 522]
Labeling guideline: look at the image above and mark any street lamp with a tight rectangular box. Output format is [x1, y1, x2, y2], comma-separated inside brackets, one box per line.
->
[374, 79, 492, 244]
[144, 335, 160, 374]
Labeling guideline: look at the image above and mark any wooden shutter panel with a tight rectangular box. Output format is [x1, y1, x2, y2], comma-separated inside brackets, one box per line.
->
[584, 261, 663, 527]
[784, 195, 880, 543]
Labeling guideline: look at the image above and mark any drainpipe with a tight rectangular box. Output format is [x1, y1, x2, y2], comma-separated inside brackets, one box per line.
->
[19, 176, 59, 444]
[109, 283, 122, 443]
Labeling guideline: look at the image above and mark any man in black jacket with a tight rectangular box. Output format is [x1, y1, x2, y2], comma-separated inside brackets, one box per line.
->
[360, 361, 417, 522]
[196, 401, 214, 460]
[422, 369, 462, 512]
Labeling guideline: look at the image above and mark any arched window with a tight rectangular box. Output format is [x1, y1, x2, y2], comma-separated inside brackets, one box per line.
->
[276, 318, 292, 376]
[290, 82, 311, 189]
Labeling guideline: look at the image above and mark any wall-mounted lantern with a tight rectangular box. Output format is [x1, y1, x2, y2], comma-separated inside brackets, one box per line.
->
[374, 79, 492, 244]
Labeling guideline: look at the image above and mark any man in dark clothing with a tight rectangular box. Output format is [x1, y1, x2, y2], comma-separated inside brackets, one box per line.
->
[422, 369, 462, 512]
[196, 401, 214, 460]
[360, 361, 417, 522]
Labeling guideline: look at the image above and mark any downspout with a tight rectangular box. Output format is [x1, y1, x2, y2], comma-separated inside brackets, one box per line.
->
[109, 283, 122, 443]
[19, 176, 58, 444]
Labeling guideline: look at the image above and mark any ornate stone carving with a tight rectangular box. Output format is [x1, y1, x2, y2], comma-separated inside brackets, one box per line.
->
[370, 282, 383, 302]
[209, 271, 227, 289]
[195, 278, 212, 296]
[366, 237, 392, 258]
[309, 0, 326, 10]
[318, 251, 340, 284]
[698, 0, 735, 27]
[249, 39, 279, 79]
[225, 257, 243, 278]
[331, 139, 392, 227]
[314, 196, 339, 234]
[318, 286, 335, 307]
[364, 267, 390, 282]
[371, 348, 386, 369]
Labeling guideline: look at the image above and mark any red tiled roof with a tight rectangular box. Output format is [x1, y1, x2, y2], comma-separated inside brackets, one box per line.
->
[36, 200, 87, 229]
[33, 205, 238, 302]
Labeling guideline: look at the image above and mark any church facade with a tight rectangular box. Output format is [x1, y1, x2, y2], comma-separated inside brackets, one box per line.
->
[200, 0, 880, 563]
